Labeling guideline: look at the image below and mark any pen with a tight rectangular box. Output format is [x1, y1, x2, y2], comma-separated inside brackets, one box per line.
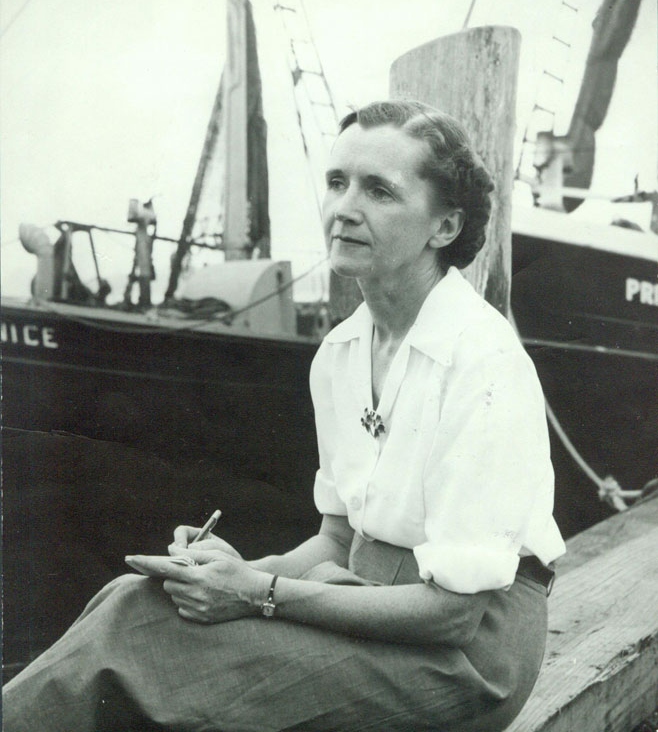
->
[191, 509, 222, 544]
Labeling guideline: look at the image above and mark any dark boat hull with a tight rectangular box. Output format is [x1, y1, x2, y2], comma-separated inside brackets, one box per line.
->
[1, 308, 322, 676]
[511, 224, 658, 529]
[2, 304, 320, 490]
[2, 219, 657, 675]
[3, 228, 657, 535]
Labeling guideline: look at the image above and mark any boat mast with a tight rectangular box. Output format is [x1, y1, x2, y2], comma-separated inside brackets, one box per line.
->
[165, 73, 225, 303]
[165, 0, 269, 300]
[223, 0, 250, 259]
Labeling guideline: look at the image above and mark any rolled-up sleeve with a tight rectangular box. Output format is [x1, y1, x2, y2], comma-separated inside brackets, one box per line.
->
[413, 340, 557, 594]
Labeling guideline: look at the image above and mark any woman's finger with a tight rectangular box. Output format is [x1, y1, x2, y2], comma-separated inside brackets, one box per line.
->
[125, 555, 195, 580]
[172, 525, 198, 548]
[176, 606, 210, 623]
[162, 578, 195, 597]
[163, 579, 212, 611]
[167, 593, 190, 609]
[171, 593, 215, 623]
[168, 538, 217, 556]
[168, 592, 206, 613]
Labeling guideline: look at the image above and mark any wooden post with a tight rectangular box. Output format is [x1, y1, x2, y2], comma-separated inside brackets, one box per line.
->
[329, 27, 520, 320]
[390, 26, 521, 315]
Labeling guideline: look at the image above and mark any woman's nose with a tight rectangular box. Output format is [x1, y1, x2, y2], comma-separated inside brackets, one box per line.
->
[332, 191, 363, 224]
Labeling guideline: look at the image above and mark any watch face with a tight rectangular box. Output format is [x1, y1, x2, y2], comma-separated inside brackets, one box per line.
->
[262, 602, 275, 618]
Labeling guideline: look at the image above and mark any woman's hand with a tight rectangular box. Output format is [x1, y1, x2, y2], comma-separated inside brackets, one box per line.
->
[170, 525, 242, 559]
[165, 550, 271, 623]
[129, 550, 271, 624]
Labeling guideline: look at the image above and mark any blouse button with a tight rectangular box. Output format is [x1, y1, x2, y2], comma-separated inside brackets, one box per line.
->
[349, 496, 362, 510]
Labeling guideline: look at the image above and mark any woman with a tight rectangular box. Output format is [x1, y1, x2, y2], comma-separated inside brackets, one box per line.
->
[3, 100, 565, 732]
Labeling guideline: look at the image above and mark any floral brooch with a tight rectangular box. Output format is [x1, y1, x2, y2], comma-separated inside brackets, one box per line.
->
[361, 408, 385, 438]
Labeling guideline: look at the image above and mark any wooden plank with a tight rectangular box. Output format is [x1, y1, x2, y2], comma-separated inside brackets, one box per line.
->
[507, 508, 658, 732]
[390, 26, 521, 315]
[558, 496, 658, 575]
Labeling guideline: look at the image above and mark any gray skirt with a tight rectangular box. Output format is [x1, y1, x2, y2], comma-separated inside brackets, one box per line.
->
[3, 535, 548, 732]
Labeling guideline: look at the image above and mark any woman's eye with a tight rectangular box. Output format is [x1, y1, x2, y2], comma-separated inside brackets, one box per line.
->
[370, 186, 392, 201]
[327, 177, 346, 191]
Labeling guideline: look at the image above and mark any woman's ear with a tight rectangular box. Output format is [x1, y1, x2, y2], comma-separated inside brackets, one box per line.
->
[428, 209, 465, 249]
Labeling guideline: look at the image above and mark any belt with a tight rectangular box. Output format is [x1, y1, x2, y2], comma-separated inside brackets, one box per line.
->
[517, 555, 555, 596]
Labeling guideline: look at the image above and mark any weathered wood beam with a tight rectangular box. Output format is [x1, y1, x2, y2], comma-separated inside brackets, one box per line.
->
[390, 26, 520, 315]
[558, 495, 658, 574]
[506, 497, 658, 732]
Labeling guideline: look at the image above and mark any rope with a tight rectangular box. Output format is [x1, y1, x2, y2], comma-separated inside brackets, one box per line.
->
[226, 254, 328, 321]
[508, 311, 644, 512]
[544, 400, 641, 512]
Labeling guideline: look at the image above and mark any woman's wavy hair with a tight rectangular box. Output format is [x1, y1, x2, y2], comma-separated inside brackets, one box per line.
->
[338, 100, 494, 269]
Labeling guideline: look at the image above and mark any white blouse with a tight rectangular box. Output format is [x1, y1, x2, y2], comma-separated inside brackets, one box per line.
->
[311, 267, 566, 594]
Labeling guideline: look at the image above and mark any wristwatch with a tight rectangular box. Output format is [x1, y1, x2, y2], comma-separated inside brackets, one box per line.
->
[261, 575, 278, 618]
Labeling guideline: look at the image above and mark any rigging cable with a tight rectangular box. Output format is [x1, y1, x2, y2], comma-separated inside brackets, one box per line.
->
[507, 311, 645, 512]
[272, 0, 338, 220]
[0, 0, 34, 40]
[28, 253, 330, 337]
[462, 0, 478, 30]
[1, 235, 23, 248]
[220, 253, 329, 322]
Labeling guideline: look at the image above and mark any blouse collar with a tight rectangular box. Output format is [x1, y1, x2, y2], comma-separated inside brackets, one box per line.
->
[324, 267, 492, 367]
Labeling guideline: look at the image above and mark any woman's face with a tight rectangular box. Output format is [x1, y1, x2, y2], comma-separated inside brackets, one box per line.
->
[323, 123, 446, 284]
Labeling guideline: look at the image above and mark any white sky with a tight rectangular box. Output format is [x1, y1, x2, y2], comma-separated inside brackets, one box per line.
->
[1, 0, 656, 301]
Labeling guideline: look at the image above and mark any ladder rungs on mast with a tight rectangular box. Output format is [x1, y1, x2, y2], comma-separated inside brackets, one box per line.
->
[533, 103, 556, 116]
[552, 35, 571, 48]
[272, 0, 339, 212]
[293, 68, 325, 79]
[515, 0, 584, 181]
[543, 69, 564, 84]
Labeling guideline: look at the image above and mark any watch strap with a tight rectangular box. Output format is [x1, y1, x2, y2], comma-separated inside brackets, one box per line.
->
[261, 574, 278, 618]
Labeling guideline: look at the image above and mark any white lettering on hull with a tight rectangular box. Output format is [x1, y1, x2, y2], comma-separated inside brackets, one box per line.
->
[1, 322, 59, 348]
[625, 278, 658, 307]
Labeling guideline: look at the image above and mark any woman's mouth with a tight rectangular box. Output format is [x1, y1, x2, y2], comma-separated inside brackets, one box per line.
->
[333, 234, 368, 246]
